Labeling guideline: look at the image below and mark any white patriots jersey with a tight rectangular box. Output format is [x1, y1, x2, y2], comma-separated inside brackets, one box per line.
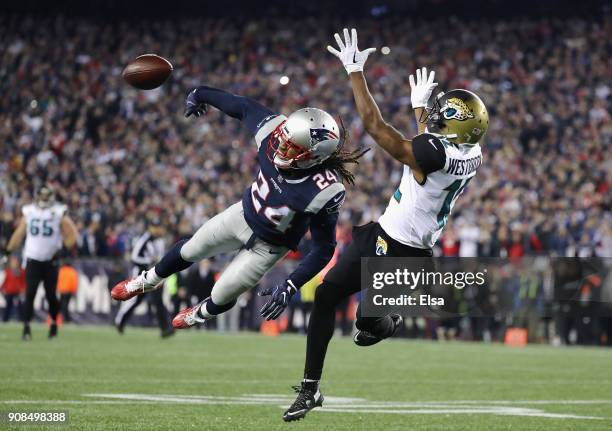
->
[379, 139, 482, 249]
[22, 203, 67, 261]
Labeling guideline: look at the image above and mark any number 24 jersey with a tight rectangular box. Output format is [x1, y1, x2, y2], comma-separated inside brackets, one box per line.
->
[241, 115, 346, 250]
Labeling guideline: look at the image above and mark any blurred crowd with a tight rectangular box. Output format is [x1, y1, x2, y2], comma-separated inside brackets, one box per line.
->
[0, 12, 610, 344]
[0, 14, 609, 259]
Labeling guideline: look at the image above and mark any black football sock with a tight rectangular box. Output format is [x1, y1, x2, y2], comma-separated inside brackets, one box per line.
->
[197, 297, 237, 319]
[304, 282, 338, 381]
[302, 379, 320, 392]
[152, 239, 193, 279]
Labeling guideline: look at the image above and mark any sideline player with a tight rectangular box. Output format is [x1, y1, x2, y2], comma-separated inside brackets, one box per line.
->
[114, 219, 174, 337]
[111, 85, 367, 329]
[283, 29, 489, 421]
[5, 185, 78, 340]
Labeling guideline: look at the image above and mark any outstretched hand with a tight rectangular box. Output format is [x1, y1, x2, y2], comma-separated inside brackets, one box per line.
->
[409, 67, 438, 109]
[184, 89, 208, 118]
[327, 28, 376, 74]
[259, 282, 298, 321]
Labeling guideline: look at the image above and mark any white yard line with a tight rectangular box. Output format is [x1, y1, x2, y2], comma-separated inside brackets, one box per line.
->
[1, 394, 609, 421]
[318, 407, 605, 420]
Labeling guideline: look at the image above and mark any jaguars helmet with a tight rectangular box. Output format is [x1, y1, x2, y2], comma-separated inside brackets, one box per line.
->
[36, 184, 56, 208]
[268, 108, 341, 169]
[424, 89, 489, 145]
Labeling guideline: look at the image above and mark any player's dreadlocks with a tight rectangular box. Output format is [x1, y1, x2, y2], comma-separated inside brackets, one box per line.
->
[320, 118, 370, 186]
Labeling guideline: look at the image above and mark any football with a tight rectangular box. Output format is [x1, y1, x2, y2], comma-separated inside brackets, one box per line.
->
[122, 54, 173, 90]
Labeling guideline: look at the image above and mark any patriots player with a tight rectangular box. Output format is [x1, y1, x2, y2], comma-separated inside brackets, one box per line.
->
[283, 29, 489, 421]
[111, 84, 367, 329]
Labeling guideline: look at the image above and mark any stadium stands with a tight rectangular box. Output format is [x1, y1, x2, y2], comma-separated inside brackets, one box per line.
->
[1, 14, 608, 258]
[0, 7, 609, 343]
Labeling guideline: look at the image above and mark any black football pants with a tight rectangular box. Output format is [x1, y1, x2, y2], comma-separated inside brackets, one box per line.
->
[304, 222, 433, 381]
[23, 258, 60, 324]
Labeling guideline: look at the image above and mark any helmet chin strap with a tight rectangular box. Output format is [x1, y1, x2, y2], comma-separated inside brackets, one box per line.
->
[273, 154, 292, 169]
[275, 156, 321, 170]
[424, 126, 457, 140]
[274, 147, 326, 170]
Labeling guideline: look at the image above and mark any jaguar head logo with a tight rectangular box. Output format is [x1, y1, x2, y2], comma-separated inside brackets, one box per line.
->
[375, 236, 388, 256]
[443, 98, 475, 121]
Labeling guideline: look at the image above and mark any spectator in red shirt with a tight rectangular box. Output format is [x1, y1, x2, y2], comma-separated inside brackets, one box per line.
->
[2, 256, 26, 322]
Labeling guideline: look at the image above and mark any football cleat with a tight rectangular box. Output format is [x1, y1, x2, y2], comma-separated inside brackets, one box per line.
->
[48, 322, 58, 339]
[161, 327, 175, 338]
[22, 325, 32, 341]
[172, 299, 209, 329]
[354, 314, 403, 347]
[283, 382, 324, 422]
[111, 272, 159, 301]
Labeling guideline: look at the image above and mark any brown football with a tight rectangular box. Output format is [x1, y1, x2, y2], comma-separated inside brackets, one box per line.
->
[122, 54, 173, 90]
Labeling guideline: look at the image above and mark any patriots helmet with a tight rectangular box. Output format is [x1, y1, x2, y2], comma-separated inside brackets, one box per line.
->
[268, 108, 341, 169]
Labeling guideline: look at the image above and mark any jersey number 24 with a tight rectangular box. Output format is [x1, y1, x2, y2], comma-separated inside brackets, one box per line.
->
[250, 172, 295, 232]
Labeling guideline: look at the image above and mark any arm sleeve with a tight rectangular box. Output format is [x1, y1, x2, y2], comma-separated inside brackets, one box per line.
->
[193, 86, 275, 134]
[285, 191, 344, 289]
[411, 133, 447, 175]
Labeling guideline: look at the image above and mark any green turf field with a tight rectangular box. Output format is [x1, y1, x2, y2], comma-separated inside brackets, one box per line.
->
[1, 323, 611, 430]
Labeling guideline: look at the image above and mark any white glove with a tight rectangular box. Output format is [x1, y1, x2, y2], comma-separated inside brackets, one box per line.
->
[327, 28, 376, 74]
[409, 67, 438, 108]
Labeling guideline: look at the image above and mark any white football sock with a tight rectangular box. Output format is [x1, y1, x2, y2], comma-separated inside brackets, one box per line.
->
[144, 268, 163, 286]
[198, 300, 214, 319]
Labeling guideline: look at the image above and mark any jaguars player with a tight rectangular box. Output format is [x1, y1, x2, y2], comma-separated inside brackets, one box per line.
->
[111, 85, 367, 329]
[283, 29, 489, 421]
[5, 184, 78, 340]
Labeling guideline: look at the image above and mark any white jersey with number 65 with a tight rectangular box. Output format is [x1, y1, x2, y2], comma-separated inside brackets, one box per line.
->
[22, 203, 67, 261]
[379, 135, 482, 249]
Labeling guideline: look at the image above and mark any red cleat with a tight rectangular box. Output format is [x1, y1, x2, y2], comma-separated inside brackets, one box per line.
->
[172, 300, 208, 329]
[111, 272, 159, 301]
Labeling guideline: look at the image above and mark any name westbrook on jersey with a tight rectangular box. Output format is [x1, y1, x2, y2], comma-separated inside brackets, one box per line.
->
[378, 133, 483, 249]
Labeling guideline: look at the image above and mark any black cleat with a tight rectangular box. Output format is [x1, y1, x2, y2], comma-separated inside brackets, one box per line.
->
[283, 382, 324, 422]
[48, 323, 58, 339]
[354, 314, 403, 347]
[22, 325, 32, 341]
[161, 328, 175, 338]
